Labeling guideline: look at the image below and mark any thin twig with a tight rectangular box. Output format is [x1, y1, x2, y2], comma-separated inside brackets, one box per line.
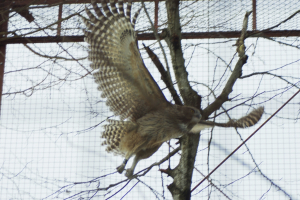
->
[134, 146, 181, 177]
[248, 9, 300, 38]
[191, 88, 300, 193]
[141, 1, 172, 86]
[105, 180, 131, 200]
[120, 181, 140, 200]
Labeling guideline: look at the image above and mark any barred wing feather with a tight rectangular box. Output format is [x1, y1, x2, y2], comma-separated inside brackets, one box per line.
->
[82, 0, 169, 121]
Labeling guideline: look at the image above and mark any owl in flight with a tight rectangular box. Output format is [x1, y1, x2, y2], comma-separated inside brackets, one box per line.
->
[82, 0, 264, 177]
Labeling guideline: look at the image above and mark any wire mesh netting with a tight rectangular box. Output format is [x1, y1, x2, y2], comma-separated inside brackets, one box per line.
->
[1, 0, 300, 199]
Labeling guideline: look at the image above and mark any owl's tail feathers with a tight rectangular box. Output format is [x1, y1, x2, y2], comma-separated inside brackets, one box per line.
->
[221, 106, 265, 128]
[102, 120, 136, 155]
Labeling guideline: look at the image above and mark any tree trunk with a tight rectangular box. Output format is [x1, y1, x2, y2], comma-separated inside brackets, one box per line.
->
[165, 1, 201, 199]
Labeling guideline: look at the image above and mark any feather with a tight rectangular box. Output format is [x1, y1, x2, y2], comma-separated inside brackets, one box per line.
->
[83, 0, 169, 122]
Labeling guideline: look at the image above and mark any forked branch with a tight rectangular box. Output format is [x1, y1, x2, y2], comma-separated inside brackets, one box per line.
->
[202, 11, 252, 119]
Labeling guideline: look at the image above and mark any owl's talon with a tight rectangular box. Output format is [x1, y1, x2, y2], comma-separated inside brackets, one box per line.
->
[125, 169, 134, 178]
[116, 163, 125, 173]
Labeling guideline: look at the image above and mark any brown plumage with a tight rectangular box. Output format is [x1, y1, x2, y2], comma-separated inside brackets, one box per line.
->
[82, 0, 264, 178]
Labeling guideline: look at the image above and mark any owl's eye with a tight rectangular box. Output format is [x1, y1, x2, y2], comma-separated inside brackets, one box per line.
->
[190, 109, 195, 114]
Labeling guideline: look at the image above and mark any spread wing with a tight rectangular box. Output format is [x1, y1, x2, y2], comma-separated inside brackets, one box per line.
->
[82, 0, 169, 121]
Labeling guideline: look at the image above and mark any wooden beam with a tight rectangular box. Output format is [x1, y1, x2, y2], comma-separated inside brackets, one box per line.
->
[0, 30, 299, 45]
[9, 0, 164, 6]
[0, 3, 9, 116]
[57, 4, 63, 36]
[154, 0, 159, 31]
[252, 0, 257, 30]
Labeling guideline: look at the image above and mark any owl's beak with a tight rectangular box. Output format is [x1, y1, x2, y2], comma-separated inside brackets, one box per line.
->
[195, 113, 201, 122]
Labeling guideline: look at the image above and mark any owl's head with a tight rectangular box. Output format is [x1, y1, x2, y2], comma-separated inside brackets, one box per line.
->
[174, 105, 201, 125]
[185, 106, 202, 124]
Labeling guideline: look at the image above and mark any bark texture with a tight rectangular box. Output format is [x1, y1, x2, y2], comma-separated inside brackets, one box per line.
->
[164, 1, 201, 199]
[164, 2, 252, 199]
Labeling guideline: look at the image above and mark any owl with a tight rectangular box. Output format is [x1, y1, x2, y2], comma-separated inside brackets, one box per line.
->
[82, 0, 264, 177]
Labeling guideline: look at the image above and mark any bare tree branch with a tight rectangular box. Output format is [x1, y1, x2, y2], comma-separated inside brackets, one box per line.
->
[142, 43, 182, 105]
[203, 11, 252, 119]
[248, 9, 300, 38]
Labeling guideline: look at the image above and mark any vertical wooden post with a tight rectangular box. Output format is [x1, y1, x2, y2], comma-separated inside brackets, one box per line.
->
[57, 4, 63, 36]
[154, 0, 159, 31]
[252, 0, 257, 30]
[0, 1, 9, 116]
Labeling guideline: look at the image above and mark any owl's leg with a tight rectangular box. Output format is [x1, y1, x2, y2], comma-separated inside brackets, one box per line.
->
[117, 151, 134, 174]
[116, 159, 128, 173]
[125, 156, 140, 178]
[125, 144, 162, 178]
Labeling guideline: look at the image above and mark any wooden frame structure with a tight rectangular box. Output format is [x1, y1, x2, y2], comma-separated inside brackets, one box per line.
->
[0, 0, 299, 114]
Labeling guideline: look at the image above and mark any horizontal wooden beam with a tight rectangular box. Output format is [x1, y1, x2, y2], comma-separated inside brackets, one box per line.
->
[0, 30, 299, 45]
[180, 30, 300, 39]
[0, 36, 83, 44]
[9, 0, 163, 6]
